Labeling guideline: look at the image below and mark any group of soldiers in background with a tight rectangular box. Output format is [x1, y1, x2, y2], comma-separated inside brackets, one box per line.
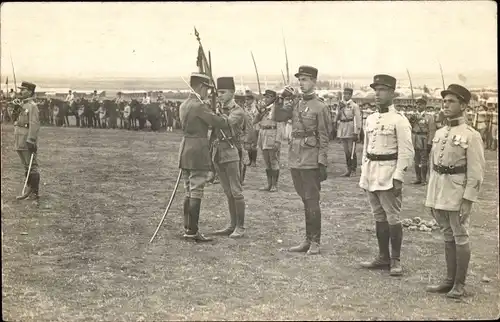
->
[0, 89, 183, 132]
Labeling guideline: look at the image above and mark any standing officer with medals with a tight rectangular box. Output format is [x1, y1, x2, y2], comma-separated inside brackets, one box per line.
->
[336, 87, 362, 177]
[274, 65, 331, 255]
[211, 77, 248, 238]
[359, 75, 414, 276]
[244, 90, 259, 167]
[14, 82, 41, 206]
[254, 89, 284, 192]
[178, 73, 231, 242]
[410, 97, 437, 185]
[425, 84, 485, 299]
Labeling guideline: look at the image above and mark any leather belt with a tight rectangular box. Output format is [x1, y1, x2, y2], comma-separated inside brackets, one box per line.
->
[412, 131, 428, 135]
[291, 131, 316, 138]
[492, 122, 498, 125]
[433, 164, 467, 175]
[366, 153, 398, 161]
[261, 125, 277, 130]
[14, 123, 29, 128]
[340, 119, 353, 122]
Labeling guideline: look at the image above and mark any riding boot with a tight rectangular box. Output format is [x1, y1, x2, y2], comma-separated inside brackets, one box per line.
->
[229, 198, 246, 238]
[185, 198, 212, 242]
[350, 152, 358, 176]
[341, 153, 351, 177]
[360, 221, 391, 269]
[213, 197, 237, 236]
[289, 202, 311, 252]
[260, 169, 272, 191]
[306, 199, 321, 255]
[421, 164, 428, 185]
[241, 164, 247, 185]
[426, 241, 456, 293]
[183, 197, 190, 234]
[269, 170, 278, 192]
[252, 149, 258, 166]
[16, 170, 32, 200]
[28, 172, 40, 206]
[412, 164, 422, 184]
[389, 223, 403, 276]
[447, 243, 471, 299]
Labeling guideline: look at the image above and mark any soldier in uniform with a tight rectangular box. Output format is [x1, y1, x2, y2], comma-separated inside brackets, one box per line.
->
[474, 105, 489, 144]
[254, 89, 284, 192]
[359, 75, 414, 276]
[465, 107, 474, 126]
[178, 73, 231, 242]
[485, 105, 494, 150]
[336, 88, 362, 176]
[14, 82, 41, 206]
[211, 77, 248, 238]
[410, 98, 437, 185]
[425, 84, 485, 299]
[244, 90, 259, 167]
[490, 105, 498, 151]
[361, 103, 375, 143]
[274, 65, 331, 255]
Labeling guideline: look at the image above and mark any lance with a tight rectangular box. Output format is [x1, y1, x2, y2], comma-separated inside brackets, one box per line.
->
[10, 54, 17, 91]
[438, 61, 446, 89]
[250, 51, 262, 97]
[282, 29, 290, 84]
[281, 70, 286, 85]
[406, 68, 415, 106]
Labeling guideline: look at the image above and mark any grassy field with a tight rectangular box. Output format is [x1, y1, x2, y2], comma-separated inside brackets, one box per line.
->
[1, 124, 499, 321]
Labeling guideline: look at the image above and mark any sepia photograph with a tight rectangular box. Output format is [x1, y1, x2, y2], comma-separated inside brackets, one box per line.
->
[1, 1, 498, 320]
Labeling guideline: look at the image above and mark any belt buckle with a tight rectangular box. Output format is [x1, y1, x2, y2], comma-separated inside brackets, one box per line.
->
[449, 165, 454, 169]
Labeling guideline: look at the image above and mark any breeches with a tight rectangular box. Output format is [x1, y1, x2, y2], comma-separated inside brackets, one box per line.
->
[215, 161, 243, 199]
[414, 148, 429, 167]
[182, 169, 209, 199]
[367, 188, 402, 225]
[17, 150, 39, 174]
[430, 208, 469, 245]
[262, 149, 280, 170]
[291, 168, 321, 201]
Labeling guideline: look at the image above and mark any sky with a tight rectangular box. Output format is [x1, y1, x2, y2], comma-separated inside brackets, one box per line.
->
[0, 1, 497, 80]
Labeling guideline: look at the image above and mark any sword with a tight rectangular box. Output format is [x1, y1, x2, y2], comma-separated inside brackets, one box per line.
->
[150, 169, 182, 243]
[180, 76, 234, 149]
[22, 153, 35, 195]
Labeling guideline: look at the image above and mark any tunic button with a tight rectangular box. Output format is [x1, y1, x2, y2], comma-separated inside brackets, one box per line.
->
[440, 146, 445, 150]
[444, 133, 449, 138]
[439, 153, 444, 158]
[442, 140, 446, 144]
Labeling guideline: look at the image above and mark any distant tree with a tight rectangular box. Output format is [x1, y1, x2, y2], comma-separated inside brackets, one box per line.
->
[480, 93, 490, 100]
[470, 93, 479, 101]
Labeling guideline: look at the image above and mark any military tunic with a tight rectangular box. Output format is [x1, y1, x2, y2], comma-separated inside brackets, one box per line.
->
[336, 99, 362, 138]
[359, 105, 414, 225]
[178, 95, 229, 199]
[255, 103, 283, 170]
[410, 111, 436, 166]
[425, 118, 485, 244]
[14, 98, 40, 173]
[491, 111, 498, 141]
[475, 109, 488, 141]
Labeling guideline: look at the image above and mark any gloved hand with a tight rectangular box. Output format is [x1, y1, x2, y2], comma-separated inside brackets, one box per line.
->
[319, 164, 327, 182]
[26, 141, 37, 154]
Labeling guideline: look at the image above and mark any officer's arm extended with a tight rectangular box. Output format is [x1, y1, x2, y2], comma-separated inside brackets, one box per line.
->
[195, 103, 230, 130]
[317, 103, 331, 166]
[463, 130, 485, 202]
[27, 104, 40, 145]
[393, 115, 414, 182]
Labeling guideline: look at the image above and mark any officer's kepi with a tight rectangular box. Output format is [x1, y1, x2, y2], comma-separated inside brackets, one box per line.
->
[441, 84, 471, 104]
[18, 81, 37, 93]
[190, 73, 213, 88]
[370, 74, 397, 90]
[294, 65, 318, 79]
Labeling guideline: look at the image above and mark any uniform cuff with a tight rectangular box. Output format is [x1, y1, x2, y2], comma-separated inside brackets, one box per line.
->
[319, 154, 327, 167]
[26, 138, 36, 144]
[463, 188, 479, 203]
[393, 171, 405, 182]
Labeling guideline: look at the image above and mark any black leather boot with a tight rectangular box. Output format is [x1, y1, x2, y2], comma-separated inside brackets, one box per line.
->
[213, 197, 237, 236]
[260, 169, 272, 191]
[360, 221, 391, 269]
[16, 171, 32, 200]
[229, 197, 246, 238]
[183, 197, 190, 234]
[289, 202, 311, 253]
[185, 198, 212, 242]
[421, 165, 428, 185]
[269, 170, 278, 192]
[341, 152, 351, 177]
[447, 243, 471, 299]
[389, 223, 403, 276]
[306, 199, 321, 255]
[426, 241, 456, 293]
[412, 164, 422, 184]
[350, 152, 358, 176]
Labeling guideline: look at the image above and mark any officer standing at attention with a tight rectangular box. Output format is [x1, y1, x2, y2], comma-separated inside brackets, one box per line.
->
[425, 84, 485, 299]
[359, 75, 414, 276]
[336, 87, 362, 177]
[410, 97, 436, 185]
[211, 77, 248, 238]
[14, 81, 41, 206]
[254, 89, 283, 192]
[274, 65, 331, 255]
[178, 73, 231, 242]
